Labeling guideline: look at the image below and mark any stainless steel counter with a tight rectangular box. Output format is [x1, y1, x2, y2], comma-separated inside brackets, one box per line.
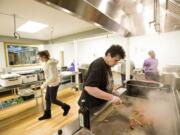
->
[90, 92, 180, 135]
[53, 78, 180, 135]
[90, 96, 155, 135]
[54, 92, 180, 135]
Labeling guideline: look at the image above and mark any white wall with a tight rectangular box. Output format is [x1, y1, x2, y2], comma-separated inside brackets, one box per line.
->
[44, 42, 75, 67]
[1, 31, 179, 72]
[44, 34, 127, 67]
[76, 35, 127, 65]
[129, 31, 180, 69]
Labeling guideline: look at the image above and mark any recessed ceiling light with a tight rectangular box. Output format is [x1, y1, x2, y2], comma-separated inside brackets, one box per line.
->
[17, 21, 48, 33]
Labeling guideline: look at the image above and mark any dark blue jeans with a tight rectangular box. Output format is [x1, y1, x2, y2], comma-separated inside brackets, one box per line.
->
[45, 85, 65, 111]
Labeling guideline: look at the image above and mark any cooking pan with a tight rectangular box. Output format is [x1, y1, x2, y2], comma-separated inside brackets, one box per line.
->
[126, 80, 163, 97]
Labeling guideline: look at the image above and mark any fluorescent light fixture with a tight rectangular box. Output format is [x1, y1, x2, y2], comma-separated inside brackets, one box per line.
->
[17, 21, 48, 33]
[136, 3, 143, 13]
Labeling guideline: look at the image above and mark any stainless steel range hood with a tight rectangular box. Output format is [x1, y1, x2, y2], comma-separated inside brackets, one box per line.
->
[162, 0, 180, 32]
[35, 0, 130, 37]
[86, 0, 180, 35]
[36, 0, 180, 37]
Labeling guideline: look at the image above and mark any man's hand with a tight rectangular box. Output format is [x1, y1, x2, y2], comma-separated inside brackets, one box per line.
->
[111, 96, 122, 105]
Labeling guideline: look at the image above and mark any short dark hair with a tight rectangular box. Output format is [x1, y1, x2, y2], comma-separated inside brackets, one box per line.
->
[37, 50, 50, 59]
[105, 44, 125, 59]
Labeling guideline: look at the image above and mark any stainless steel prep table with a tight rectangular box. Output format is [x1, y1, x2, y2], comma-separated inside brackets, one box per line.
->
[0, 81, 44, 109]
[58, 71, 81, 91]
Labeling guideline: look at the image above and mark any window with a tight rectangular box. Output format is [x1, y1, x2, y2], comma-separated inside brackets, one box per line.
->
[4, 43, 39, 67]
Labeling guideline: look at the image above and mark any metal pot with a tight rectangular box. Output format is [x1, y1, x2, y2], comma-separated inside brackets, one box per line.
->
[126, 80, 163, 97]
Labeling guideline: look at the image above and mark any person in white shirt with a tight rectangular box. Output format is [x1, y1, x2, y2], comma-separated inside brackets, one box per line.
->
[37, 50, 70, 120]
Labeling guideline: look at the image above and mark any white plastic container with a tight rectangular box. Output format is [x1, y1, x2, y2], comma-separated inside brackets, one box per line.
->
[0, 73, 22, 87]
[21, 74, 38, 83]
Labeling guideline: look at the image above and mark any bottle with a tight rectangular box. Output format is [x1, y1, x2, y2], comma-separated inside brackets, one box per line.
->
[78, 99, 90, 129]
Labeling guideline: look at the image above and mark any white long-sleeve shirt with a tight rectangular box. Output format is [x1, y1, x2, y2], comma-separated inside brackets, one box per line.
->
[42, 59, 60, 88]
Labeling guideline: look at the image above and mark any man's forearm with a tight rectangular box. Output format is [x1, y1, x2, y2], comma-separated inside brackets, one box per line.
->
[84, 86, 113, 101]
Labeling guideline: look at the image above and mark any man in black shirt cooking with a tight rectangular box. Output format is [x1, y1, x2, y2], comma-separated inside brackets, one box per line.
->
[78, 45, 126, 115]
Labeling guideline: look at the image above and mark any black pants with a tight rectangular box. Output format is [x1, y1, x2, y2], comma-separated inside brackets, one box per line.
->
[45, 85, 65, 111]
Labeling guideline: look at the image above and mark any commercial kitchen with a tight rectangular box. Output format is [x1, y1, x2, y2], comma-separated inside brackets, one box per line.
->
[0, 0, 180, 135]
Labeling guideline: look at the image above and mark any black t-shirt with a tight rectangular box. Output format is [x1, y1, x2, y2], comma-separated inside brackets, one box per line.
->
[78, 57, 113, 110]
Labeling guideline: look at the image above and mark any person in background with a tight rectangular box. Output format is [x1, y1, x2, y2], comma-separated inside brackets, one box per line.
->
[120, 59, 135, 86]
[37, 50, 70, 120]
[78, 45, 126, 115]
[143, 50, 159, 81]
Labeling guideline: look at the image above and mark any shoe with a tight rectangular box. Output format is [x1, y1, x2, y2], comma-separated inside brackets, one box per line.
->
[62, 104, 70, 116]
[38, 110, 51, 120]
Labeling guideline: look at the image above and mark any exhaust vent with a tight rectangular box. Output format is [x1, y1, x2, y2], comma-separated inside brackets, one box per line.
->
[35, 0, 130, 37]
[167, 0, 180, 17]
[175, 0, 180, 4]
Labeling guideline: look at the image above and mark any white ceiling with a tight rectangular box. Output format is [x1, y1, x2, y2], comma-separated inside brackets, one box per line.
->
[0, 0, 97, 40]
